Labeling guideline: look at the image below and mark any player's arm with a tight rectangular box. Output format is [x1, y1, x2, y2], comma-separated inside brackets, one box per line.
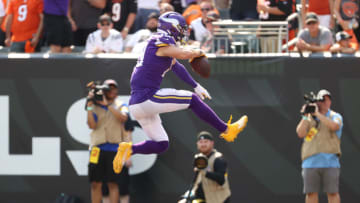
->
[205, 157, 227, 186]
[156, 45, 203, 59]
[171, 59, 198, 88]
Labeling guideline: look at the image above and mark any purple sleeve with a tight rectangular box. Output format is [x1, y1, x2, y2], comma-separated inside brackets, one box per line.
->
[171, 61, 197, 88]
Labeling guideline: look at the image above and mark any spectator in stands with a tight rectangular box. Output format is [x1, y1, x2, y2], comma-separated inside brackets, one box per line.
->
[104, 0, 137, 40]
[84, 14, 123, 54]
[43, 0, 72, 53]
[301, 0, 334, 29]
[189, 5, 218, 45]
[183, 0, 201, 25]
[213, 0, 230, 19]
[159, 2, 175, 14]
[334, 0, 360, 48]
[199, 11, 225, 53]
[0, 0, 8, 47]
[69, 0, 106, 46]
[159, 0, 183, 13]
[257, 0, 296, 52]
[183, 0, 219, 25]
[296, 12, 334, 52]
[134, 0, 159, 31]
[4, 0, 43, 53]
[231, 0, 257, 20]
[330, 31, 357, 54]
[125, 12, 159, 53]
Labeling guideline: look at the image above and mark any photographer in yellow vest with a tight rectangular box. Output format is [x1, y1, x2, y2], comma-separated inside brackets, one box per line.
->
[296, 89, 343, 203]
[180, 131, 231, 203]
[86, 79, 131, 203]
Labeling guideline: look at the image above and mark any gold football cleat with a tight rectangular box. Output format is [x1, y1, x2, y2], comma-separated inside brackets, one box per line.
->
[220, 115, 248, 142]
[113, 142, 132, 174]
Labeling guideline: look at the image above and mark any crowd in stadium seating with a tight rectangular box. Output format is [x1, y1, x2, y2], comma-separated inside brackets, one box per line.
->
[0, 0, 359, 54]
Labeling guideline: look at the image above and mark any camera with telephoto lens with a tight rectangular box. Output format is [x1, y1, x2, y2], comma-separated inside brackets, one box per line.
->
[87, 81, 111, 103]
[193, 154, 208, 170]
[301, 92, 319, 114]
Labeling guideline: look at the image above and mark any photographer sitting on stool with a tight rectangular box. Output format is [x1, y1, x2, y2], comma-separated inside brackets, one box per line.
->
[296, 89, 343, 203]
[179, 131, 231, 203]
[86, 79, 131, 203]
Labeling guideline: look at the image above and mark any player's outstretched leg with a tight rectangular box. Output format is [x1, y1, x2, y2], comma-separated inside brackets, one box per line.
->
[113, 140, 169, 173]
[113, 115, 170, 174]
[189, 94, 248, 142]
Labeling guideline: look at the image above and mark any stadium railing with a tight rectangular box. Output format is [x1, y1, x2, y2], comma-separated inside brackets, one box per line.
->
[212, 12, 302, 54]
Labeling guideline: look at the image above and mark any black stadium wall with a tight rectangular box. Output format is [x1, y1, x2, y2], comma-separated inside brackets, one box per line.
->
[0, 56, 359, 203]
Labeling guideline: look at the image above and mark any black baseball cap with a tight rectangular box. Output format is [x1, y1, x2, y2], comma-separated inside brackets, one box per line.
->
[98, 14, 112, 24]
[148, 12, 160, 20]
[336, 31, 352, 42]
[305, 12, 319, 24]
[207, 11, 220, 22]
[103, 79, 118, 87]
[197, 131, 213, 141]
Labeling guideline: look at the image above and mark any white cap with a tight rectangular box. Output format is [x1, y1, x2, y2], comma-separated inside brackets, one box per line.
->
[317, 89, 331, 101]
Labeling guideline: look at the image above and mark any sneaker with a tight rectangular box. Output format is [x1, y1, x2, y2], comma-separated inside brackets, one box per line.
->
[113, 142, 132, 174]
[220, 115, 248, 142]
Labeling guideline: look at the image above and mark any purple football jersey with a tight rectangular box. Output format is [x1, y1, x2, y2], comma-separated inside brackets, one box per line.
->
[129, 33, 176, 105]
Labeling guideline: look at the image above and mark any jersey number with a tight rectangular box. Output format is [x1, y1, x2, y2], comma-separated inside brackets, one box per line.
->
[112, 3, 121, 22]
[17, 4, 28, 22]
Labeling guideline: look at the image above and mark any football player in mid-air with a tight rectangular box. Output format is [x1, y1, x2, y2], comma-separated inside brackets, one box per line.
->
[113, 12, 248, 174]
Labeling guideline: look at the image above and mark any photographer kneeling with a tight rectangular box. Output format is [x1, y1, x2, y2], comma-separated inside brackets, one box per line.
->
[86, 79, 131, 203]
[180, 131, 231, 203]
[296, 89, 343, 203]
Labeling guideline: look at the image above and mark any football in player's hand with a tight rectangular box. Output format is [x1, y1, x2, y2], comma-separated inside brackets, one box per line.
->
[190, 55, 211, 78]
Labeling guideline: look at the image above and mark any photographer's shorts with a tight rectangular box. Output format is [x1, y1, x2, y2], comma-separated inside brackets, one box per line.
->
[302, 168, 340, 194]
[88, 150, 127, 184]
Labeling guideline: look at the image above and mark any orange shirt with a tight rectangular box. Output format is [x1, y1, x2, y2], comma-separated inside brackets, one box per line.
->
[308, 0, 330, 15]
[183, 4, 220, 25]
[6, 0, 43, 42]
[1, 0, 7, 31]
[183, 5, 201, 25]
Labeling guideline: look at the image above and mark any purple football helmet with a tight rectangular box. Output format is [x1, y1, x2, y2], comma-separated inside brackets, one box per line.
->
[157, 12, 188, 43]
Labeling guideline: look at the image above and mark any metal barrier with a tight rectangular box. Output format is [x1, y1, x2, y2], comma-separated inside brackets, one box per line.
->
[282, 12, 303, 52]
[212, 20, 289, 54]
[211, 10, 304, 54]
